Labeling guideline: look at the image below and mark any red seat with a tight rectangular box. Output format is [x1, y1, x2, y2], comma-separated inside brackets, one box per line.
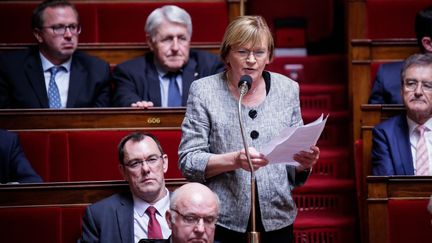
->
[0, 206, 85, 243]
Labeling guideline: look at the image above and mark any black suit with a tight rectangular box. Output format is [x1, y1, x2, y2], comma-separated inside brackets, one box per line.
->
[112, 49, 224, 107]
[0, 130, 43, 183]
[0, 47, 111, 108]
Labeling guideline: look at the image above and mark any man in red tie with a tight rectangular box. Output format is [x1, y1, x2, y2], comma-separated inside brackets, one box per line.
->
[78, 132, 171, 242]
[372, 53, 432, 175]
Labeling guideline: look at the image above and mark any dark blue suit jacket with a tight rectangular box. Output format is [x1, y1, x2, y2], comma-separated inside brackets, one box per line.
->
[79, 192, 135, 243]
[112, 49, 224, 107]
[0, 47, 112, 108]
[371, 114, 415, 175]
[368, 61, 404, 104]
[0, 130, 43, 183]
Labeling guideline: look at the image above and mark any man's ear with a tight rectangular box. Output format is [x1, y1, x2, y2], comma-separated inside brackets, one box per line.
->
[165, 210, 173, 229]
[162, 154, 168, 173]
[33, 29, 43, 43]
[147, 35, 155, 51]
[118, 164, 127, 181]
[421, 37, 432, 53]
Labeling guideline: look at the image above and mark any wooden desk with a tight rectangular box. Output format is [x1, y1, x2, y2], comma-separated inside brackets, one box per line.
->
[0, 179, 186, 207]
[367, 176, 432, 243]
[0, 108, 186, 131]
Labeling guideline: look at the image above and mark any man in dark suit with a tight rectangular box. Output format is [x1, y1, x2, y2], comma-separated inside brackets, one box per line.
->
[112, 5, 224, 108]
[372, 53, 432, 175]
[0, 0, 111, 109]
[369, 6, 432, 104]
[79, 132, 171, 242]
[0, 130, 43, 183]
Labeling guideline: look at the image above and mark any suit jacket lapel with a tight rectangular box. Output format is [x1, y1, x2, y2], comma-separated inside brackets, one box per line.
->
[24, 53, 49, 107]
[147, 60, 162, 107]
[181, 58, 198, 105]
[67, 56, 87, 108]
[395, 115, 415, 175]
[117, 193, 134, 243]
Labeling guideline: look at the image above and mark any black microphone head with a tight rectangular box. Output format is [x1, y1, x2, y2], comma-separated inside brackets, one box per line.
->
[238, 75, 252, 90]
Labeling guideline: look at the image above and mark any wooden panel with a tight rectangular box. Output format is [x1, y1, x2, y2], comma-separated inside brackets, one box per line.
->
[0, 43, 220, 66]
[0, 108, 186, 131]
[367, 176, 432, 243]
[0, 179, 186, 207]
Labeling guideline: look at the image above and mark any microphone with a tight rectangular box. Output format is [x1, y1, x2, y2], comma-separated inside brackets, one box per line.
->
[238, 75, 253, 95]
[235, 74, 260, 243]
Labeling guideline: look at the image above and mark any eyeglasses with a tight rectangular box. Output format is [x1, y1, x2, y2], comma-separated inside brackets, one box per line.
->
[403, 79, 432, 92]
[123, 155, 163, 170]
[234, 48, 267, 59]
[42, 24, 81, 36]
[171, 209, 218, 226]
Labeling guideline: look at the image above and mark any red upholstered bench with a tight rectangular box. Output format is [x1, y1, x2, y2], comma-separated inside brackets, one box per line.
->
[267, 54, 346, 84]
[387, 199, 432, 243]
[0, 1, 228, 44]
[366, 0, 432, 39]
[18, 130, 183, 182]
[0, 205, 85, 243]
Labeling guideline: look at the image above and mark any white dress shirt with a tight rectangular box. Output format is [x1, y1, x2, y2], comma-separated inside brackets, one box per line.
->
[133, 188, 171, 242]
[40, 52, 72, 108]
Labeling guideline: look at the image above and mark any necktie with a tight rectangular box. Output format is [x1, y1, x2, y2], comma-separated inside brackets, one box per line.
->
[416, 125, 429, 175]
[146, 206, 163, 239]
[167, 73, 182, 107]
[48, 66, 62, 108]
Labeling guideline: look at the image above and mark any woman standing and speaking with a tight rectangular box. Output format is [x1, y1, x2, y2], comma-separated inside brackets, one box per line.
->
[179, 16, 320, 243]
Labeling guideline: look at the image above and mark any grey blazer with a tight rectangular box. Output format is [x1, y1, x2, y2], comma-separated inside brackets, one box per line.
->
[179, 71, 309, 232]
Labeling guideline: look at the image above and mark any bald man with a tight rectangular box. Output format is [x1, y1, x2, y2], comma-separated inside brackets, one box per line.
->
[165, 183, 220, 243]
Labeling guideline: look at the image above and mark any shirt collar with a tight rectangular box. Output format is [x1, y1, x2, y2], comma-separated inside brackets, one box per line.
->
[39, 52, 72, 73]
[407, 116, 432, 135]
[133, 188, 170, 217]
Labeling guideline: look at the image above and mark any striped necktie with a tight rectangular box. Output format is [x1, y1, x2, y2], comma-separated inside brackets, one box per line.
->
[416, 125, 429, 175]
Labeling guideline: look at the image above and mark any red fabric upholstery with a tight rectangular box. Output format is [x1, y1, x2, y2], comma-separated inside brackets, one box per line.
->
[18, 130, 183, 182]
[388, 199, 432, 243]
[247, 0, 334, 43]
[0, 206, 85, 243]
[97, 2, 228, 43]
[0, 1, 228, 44]
[366, 0, 431, 39]
[267, 54, 346, 84]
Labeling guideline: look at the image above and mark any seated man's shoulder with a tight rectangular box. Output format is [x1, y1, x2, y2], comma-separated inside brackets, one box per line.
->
[115, 55, 149, 71]
[379, 61, 404, 72]
[73, 51, 109, 68]
[375, 114, 405, 130]
[189, 49, 219, 61]
[88, 192, 132, 212]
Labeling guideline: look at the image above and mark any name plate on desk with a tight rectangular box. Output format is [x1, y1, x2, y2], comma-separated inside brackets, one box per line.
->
[0, 108, 186, 130]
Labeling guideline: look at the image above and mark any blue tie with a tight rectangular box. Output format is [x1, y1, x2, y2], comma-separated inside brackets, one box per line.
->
[48, 66, 62, 108]
[167, 73, 182, 107]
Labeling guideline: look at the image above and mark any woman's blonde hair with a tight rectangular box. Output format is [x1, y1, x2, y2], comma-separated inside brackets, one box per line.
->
[220, 15, 274, 62]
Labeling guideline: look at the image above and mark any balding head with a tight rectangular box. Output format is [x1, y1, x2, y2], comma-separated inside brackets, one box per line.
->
[166, 183, 219, 243]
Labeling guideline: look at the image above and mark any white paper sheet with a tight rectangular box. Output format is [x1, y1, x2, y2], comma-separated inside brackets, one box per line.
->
[261, 114, 329, 165]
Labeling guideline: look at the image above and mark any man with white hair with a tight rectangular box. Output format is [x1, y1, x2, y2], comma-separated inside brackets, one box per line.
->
[113, 5, 224, 108]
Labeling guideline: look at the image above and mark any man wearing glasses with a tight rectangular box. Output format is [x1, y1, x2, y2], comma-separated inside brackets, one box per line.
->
[112, 5, 224, 108]
[0, 0, 111, 108]
[165, 182, 220, 243]
[79, 132, 171, 242]
[371, 53, 432, 176]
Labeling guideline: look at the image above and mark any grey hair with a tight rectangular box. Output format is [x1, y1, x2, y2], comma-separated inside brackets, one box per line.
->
[401, 53, 432, 84]
[145, 5, 192, 41]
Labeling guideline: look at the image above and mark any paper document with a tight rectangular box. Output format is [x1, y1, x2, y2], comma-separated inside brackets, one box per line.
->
[261, 114, 329, 166]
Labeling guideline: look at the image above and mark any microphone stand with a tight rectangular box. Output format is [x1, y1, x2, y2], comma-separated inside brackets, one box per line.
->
[237, 83, 260, 243]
